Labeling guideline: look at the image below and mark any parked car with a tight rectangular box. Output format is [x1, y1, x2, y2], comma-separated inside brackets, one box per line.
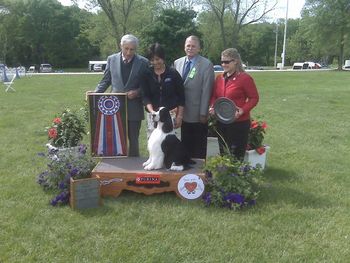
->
[293, 62, 321, 70]
[39, 63, 53, 73]
[213, 65, 224, 72]
[28, 65, 36, 73]
[93, 63, 104, 72]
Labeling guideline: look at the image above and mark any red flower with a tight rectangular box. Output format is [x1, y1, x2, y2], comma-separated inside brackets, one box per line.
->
[251, 121, 259, 129]
[256, 147, 266, 155]
[261, 122, 267, 129]
[48, 128, 58, 139]
[53, 117, 62, 124]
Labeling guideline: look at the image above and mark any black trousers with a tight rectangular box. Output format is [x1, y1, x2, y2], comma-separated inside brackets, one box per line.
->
[128, 120, 141, 157]
[181, 121, 208, 159]
[216, 120, 250, 160]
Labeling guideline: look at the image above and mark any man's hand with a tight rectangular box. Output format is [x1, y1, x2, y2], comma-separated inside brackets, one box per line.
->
[127, 90, 138, 99]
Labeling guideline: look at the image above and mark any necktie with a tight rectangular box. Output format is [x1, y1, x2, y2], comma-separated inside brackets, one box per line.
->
[183, 60, 191, 80]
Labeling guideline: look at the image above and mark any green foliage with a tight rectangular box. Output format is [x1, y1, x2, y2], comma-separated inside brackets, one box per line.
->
[140, 8, 201, 64]
[47, 108, 86, 148]
[1, 0, 99, 67]
[203, 154, 263, 210]
[302, 0, 350, 68]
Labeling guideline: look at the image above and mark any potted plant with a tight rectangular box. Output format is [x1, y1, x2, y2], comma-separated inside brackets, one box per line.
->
[37, 144, 97, 206]
[202, 154, 263, 210]
[244, 119, 269, 169]
[46, 108, 86, 149]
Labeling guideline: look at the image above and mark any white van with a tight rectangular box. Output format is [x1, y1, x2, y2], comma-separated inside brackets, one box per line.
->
[293, 62, 321, 70]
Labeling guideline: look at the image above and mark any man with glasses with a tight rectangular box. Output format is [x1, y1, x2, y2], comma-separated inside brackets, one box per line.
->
[174, 35, 215, 159]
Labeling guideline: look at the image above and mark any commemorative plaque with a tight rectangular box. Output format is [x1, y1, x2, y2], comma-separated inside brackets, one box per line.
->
[213, 97, 237, 124]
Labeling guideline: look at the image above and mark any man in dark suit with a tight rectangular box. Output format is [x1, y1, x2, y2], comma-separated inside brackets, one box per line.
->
[174, 35, 215, 159]
[95, 34, 149, 156]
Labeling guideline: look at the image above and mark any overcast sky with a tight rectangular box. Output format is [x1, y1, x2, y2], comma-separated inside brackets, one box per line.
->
[58, 0, 305, 19]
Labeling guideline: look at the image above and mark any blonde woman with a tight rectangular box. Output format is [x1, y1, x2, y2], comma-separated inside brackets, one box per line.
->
[209, 48, 259, 160]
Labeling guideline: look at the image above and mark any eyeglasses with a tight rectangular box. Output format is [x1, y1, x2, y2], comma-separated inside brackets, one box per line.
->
[221, 59, 234, 64]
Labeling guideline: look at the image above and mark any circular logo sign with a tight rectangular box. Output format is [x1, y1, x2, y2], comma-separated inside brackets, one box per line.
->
[177, 174, 205, 200]
[98, 95, 120, 115]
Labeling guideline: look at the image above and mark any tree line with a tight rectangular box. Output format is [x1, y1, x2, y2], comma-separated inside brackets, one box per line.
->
[0, 0, 349, 69]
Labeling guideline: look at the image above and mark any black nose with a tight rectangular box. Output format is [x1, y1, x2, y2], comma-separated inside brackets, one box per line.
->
[152, 113, 156, 117]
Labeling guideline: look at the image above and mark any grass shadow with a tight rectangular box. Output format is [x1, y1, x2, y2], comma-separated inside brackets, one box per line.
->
[259, 166, 334, 209]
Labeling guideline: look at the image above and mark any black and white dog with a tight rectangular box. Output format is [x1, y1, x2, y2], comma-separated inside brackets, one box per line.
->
[143, 107, 194, 171]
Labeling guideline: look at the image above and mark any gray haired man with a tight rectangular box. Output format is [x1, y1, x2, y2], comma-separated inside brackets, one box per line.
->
[95, 34, 149, 156]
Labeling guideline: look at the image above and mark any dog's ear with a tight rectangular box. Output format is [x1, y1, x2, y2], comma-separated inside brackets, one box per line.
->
[160, 108, 173, 133]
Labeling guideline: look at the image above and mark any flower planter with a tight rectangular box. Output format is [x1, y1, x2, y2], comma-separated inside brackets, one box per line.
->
[244, 146, 270, 169]
[57, 145, 81, 158]
[46, 143, 82, 158]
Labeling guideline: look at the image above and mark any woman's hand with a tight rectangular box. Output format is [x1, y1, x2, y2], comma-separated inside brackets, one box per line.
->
[235, 106, 244, 119]
[174, 116, 183, 129]
[209, 107, 215, 116]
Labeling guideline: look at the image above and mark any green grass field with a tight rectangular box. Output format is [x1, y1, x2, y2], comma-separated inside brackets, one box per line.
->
[1, 71, 349, 262]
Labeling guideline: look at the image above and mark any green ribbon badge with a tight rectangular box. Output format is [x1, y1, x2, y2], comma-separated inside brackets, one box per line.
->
[188, 67, 196, 79]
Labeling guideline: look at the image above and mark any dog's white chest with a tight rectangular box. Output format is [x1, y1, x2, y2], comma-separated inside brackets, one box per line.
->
[148, 128, 167, 151]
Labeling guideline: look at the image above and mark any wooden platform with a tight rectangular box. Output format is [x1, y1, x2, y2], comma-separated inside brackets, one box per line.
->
[92, 157, 206, 200]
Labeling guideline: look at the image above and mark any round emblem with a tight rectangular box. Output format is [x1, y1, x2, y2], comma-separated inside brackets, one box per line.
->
[98, 96, 120, 115]
[214, 97, 237, 124]
[177, 174, 205, 200]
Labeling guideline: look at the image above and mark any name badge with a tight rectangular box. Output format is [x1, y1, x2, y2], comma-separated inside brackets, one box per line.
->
[188, 67, 196, 79]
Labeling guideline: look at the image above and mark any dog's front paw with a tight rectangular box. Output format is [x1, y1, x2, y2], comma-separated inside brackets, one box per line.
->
[170, 163, 184, 171]
[144, 163, 154, 170]
[143, 159, 151, 167]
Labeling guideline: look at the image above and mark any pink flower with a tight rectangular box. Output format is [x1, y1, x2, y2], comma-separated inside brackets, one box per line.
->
[251, 121, 259, 129]
[256, 147, 266, 155]
[48, 128, 58, 139]
[53, 118, 62, 124]
[261, 122, 267, 129]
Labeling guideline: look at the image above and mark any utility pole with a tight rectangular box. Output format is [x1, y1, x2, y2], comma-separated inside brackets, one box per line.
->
[281, 0, 289, 69]
[274, 22, 279, 68]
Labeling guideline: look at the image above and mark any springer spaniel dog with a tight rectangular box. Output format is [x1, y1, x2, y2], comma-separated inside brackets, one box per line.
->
[143, 107, 194, 171]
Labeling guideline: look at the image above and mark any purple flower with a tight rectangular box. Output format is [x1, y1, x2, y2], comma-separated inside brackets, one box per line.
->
[229, 173, 238, 177]
[241, 165, 251, 173]
[50, 191, 70, 206]
[78, 144, 87, 155]
[37, 171, 49, 185]
[223, 192, 245, 205]
[202, 192, 211, 206]
[205, 170, 213, 179]
[37, 152, 46, 157]
[58, 181, 66, 190]
[70, 168, 79, 177]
